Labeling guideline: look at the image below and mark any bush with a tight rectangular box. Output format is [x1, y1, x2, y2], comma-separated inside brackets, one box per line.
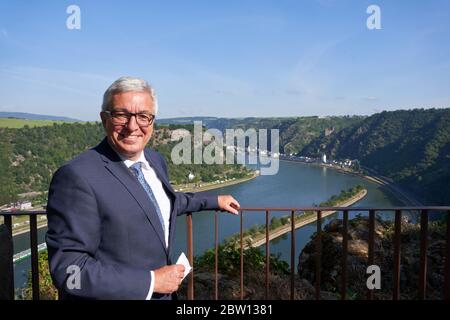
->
[19, 250, 58, 300]
[194, 241, 290, 277]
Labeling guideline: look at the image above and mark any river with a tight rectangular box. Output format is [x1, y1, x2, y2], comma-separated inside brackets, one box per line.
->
[13, 159, 406, 294]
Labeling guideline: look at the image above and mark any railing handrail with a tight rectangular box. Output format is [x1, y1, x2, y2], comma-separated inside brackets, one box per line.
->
[1, 210, 46, 216]
[236, 206, 450, 211]
[2, 206, 450, 217]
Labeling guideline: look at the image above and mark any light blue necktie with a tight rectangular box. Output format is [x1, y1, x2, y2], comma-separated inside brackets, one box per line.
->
[130, 162, 165, 235]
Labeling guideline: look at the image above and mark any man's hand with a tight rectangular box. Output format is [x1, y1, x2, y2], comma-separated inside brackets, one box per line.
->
[218, 195, 240, 215]
[153, 264, 185, 294]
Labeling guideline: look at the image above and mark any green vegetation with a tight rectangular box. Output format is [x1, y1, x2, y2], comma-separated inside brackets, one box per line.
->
[0, 122, 105, 203]
[0, 118, 70, 128]
[194, 241, 290, 277]
[19, 251, 58, 300]
[154, 139, 252, 186]
[317, 185, 364, 207]
[0, 140, 19, 204]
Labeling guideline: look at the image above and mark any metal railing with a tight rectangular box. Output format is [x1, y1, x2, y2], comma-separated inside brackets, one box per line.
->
[1, 206, 450, 300]
[185, 207, 450, 300]
[0, 210, 46, 300]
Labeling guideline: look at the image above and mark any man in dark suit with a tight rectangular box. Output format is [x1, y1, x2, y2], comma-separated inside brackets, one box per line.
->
[46, 76, 240, 300]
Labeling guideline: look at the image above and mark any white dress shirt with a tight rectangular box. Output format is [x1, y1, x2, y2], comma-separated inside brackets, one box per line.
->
[118, 150, 172, 300]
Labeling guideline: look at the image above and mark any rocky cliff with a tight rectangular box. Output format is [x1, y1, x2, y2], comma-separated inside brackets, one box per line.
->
[298, 215, 447, 299]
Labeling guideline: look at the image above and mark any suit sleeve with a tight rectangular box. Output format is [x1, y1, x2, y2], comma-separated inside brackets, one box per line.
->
[157, 152, 219, 215]
[45, 165, 151, 300]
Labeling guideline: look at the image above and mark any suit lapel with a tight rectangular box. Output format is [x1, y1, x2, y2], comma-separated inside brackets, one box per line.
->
[96, 139, 167, 250]
[144, 149, 178, 253]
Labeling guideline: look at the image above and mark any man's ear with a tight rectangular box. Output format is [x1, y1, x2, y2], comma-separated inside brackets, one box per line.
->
[100, 112, 107, 128]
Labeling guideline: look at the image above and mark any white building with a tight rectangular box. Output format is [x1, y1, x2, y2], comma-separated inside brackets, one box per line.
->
[322, 154, 327, 163]
[18, 201, 32, 210]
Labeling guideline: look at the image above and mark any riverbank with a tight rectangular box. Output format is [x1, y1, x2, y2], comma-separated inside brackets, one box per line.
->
[359, 167, 424, 206]
[241, 188, 368, 249]
[12, 219, 47, 237]
[173, 172, 258, 193]
[280, 158, 422, 206]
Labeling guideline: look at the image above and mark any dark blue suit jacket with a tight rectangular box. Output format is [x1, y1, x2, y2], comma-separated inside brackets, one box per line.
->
[45, 138, 218, 300]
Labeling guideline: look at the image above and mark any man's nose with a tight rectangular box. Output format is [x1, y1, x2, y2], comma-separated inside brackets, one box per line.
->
[125, 115, 139, 130]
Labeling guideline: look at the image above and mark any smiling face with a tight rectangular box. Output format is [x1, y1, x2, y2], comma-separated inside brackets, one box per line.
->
[101, 91, 155, 160]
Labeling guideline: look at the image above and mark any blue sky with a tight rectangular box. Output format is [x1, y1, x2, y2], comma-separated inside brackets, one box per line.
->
[0, 0, 449, 121]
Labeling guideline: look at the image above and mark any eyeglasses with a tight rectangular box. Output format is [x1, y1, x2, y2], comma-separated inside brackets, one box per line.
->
[104, 110, 155, 127]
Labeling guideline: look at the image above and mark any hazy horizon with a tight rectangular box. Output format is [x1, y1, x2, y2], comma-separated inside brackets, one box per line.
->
[3, 107, 450, 123]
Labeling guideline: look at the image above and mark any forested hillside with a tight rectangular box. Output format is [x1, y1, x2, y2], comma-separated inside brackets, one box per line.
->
[301, 108, 450, 205]
[159, 116, 365, 155]
[0, 122, 250, 205]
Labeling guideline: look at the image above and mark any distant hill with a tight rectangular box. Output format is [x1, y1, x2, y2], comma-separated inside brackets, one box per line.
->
[159, 116, 365, 155]
[158, 116, 219, 124]
[0, 118, 70, 129]
[0, 112, 81, 122]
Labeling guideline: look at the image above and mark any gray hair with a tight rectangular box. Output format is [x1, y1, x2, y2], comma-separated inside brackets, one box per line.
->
[101, 76, 158, 115]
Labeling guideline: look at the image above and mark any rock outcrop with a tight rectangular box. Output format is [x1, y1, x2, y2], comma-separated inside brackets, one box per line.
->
[178, 271, 320, 300]
[298, 216, 447, 299]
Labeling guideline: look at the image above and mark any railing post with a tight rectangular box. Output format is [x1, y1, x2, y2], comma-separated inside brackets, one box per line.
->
[186, 213, 194, 300]
[0, 215, 14, 300]
[444, 210, 450, 300]
[30, 215, 40, 300]
[315, 210, 322, 300]
[367, 210, 375, 300]
[419, 209, 428, 300]
[214, 211, 219, 300]
[341, 210, 348, 300]
[240, 210, 244, 300]
[290, 210, 296, 300]
[265, 210, 270, 300]
[393, 210, 402, 300]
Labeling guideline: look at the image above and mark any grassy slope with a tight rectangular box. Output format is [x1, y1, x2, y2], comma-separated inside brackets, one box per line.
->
[0, 118, 68, 128]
